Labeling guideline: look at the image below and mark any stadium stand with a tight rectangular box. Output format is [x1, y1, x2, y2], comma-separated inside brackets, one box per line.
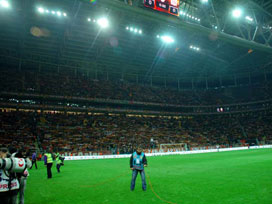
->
[1, 109, 271, 154]
[0, 110, 37, 152]
[0, 70, 271, 106]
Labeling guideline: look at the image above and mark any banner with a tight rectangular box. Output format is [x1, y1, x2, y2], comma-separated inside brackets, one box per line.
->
[64, 145, 272, 161]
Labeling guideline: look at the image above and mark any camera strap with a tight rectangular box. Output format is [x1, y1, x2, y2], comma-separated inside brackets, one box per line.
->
[8, 158, 13, 172]
[7, 171, 16, 191]
[23, 159, 28, 175]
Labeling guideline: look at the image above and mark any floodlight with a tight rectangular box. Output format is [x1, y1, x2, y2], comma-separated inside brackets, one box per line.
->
[130, 27, 133, 31]
[245, 16, 253, 22]
[161, 35, 174, 43]
[63, 13, 67, 17]
[57, 11, 61, 16]
[232, 9, 242, 18]
[134, 28, 138, 33]
[201, 0, 208, 3]
[88, 18, 91, 22]
[0, 0, 9, 8]
[198, 19, 200, 22]
[51, 11, 56, 14]
[139, 30, 142, 34]
[93, 19, 96, 22]
[190, 45, 193, 49]
[46, 10, 49, 13]
[157, 35, 160, 38]
[38, 7, 44, 13]
[97, 17, 109, 28]
[196, 48, 200, 51]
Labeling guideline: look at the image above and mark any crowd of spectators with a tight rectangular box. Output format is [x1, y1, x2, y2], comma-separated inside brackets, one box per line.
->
[1, 109, 271, 154]
[0, 70, 271, 106]
[0, 110, 37, 152]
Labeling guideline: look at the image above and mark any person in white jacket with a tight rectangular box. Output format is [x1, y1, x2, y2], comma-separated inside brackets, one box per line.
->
[0, 147, 20, 204]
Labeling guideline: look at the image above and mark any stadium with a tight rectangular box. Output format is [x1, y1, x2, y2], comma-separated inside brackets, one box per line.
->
[0, 0, 271, 203]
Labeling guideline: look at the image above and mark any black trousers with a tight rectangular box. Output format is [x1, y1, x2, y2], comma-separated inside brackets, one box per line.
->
[56, 164, 61, 173]
[47, 163, 53, 178]
[31, 159, 37, 169]
[0, 190, 18, 204]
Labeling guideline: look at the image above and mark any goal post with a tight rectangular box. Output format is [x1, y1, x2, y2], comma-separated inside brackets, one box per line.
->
[159, 143, 187, 152]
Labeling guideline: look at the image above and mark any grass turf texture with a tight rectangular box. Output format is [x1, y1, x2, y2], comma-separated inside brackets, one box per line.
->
[25, 149, 272, 204]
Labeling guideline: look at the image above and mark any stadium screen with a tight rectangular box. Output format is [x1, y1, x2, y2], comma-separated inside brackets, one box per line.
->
[144, 0, 180, 16]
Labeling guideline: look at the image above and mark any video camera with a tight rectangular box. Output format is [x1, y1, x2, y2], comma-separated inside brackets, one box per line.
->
[0, 157, 32, 173]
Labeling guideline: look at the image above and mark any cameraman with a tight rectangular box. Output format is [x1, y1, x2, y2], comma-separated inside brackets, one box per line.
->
[14, 149, 29, 204]
[0, 147, 20, 204]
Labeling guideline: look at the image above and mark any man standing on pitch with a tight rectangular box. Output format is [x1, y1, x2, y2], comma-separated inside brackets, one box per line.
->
[130, 147, 147, 191]
[44, 149, 54, 179]
[55, 151, 63, 173]
[30, 152, 37, 169]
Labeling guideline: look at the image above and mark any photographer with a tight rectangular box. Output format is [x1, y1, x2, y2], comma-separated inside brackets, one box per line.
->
[14, 149, 29, 204]
[0, 147, 20, 204]
[130, 147, 148, 191]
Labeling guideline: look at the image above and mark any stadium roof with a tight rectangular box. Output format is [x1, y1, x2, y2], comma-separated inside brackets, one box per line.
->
[0, 0, 271, 82]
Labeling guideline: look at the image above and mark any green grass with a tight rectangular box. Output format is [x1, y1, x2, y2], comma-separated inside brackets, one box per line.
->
[25, 149, 272, 204]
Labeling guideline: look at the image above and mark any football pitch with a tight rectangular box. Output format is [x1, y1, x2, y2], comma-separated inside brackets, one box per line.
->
[25, 149, 272, 204]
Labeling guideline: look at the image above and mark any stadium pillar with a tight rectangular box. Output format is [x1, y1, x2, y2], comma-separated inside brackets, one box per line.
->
[164, 78, 166, 88]
[136, 74, 138, 84]
[150, 76, 153, 87]
[264, 70, 267, 82]
[248, 73, 251, 85]
[121, 73, 124, 81]
[205, 77, 208, 89]
[219, 76, 222, 87]
[22, 74, 25, 90]
[87, 70, 89, 78]
[18, 59, 22, 71]
[178, 79, 180, 90]
[106, 72, 109, 81]
[234, 75, 237, 86]
[95, 70, 98, 80]
[192, 79, 194, 89]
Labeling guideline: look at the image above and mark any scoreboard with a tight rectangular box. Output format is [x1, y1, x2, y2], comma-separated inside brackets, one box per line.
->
[144, 0, 180, 16]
